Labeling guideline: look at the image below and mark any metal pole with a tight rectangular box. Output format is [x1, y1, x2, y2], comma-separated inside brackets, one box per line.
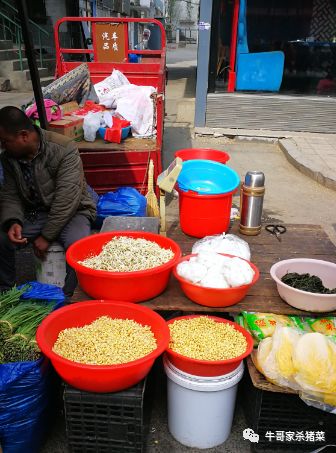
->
[15, 0, 47, 129]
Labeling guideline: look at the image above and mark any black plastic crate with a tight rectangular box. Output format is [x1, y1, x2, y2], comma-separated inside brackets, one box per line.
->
[63, 376, 151, 453]
[241, 370, 336, 453]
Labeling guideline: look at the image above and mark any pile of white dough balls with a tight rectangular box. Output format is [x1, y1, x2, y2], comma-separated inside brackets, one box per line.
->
[176, 251, 255, 289]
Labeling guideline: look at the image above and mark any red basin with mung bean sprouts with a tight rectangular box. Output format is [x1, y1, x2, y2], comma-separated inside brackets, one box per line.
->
[66, 231, 182, 302]
[165, 315, 253, 376]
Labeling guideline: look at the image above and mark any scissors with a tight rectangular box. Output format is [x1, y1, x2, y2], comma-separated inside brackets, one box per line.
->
[265, 224, 287, 242]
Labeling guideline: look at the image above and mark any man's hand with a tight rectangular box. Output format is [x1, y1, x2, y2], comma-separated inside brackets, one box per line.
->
[33, 235, 50, 260]
[8, 223, 27, 244]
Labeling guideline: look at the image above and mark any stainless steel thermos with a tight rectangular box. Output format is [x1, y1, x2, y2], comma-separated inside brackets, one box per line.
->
[239, 171, 265, 235]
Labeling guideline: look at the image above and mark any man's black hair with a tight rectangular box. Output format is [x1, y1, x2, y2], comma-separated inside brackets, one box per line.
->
[0, 106, 34, 135]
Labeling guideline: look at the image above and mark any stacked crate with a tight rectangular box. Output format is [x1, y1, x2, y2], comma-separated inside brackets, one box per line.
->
[64, 377, 151, 453]
[241, 371, 336, 452]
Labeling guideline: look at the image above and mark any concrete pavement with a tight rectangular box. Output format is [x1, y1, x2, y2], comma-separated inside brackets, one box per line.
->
[194, 126, 336, 192]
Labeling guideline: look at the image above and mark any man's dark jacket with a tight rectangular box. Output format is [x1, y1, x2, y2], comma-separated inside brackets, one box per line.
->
[0, 128, 96, 241]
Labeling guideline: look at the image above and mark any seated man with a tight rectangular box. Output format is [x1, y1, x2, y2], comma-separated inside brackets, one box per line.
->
[0, 106, 96, 296]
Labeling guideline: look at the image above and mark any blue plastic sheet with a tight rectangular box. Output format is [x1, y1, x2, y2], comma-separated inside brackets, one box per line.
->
[19, 281, 66, 305]
[96, 187, 147, 227]
[0, 358, 52, 453]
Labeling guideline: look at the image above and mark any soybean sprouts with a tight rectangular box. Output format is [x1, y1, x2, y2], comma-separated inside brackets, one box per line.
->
[53, 316, 157, 365]
[169, 316, 247, 361]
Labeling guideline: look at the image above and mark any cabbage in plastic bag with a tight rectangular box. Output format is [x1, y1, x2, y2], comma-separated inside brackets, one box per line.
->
[256, 325, 301, 390]
[293, 332, 336, 395]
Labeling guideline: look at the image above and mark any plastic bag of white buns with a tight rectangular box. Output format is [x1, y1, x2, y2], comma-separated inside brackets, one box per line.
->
[192, 233, 251, 260]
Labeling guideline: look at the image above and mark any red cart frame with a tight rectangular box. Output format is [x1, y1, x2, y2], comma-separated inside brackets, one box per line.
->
[54, 17, 166, 195]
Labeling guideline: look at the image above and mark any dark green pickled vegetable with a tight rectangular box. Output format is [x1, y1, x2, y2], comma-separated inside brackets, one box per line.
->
[281, 272, 336, 294]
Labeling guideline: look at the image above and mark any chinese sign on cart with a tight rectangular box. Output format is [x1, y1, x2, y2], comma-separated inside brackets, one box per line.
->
[95, 23, 127, 63]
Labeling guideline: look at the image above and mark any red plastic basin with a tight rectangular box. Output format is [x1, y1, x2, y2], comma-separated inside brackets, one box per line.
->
[175, 148, 230, 164]
[166, 315, 253, 376]
[173, 254, 260, 307]
[66, 231, 181, 302]
[36, 300, 170, 392]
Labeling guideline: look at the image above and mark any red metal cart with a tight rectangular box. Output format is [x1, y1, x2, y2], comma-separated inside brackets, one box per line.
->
[54, 17, 166, 194]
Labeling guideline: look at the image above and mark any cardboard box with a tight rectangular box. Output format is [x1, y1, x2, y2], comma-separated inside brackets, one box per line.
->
[48, 116, 84, 141]
[59, 101, 79, 116]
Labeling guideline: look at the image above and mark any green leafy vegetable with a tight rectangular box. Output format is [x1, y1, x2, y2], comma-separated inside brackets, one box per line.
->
[281, 272, 336, 294]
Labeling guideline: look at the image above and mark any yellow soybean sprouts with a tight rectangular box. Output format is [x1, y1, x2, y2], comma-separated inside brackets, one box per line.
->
[79, 236, 174, 272]
[169, 316, 247, 361]
[53, 316, 157, 365]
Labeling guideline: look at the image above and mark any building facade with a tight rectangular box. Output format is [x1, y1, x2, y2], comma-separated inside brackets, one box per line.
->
[195, 0, 336, 133]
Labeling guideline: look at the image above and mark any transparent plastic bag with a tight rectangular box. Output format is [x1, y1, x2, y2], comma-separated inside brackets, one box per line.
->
[83, 112, 102, 142]
[192, 233, 251, 260]
[83, 111, 113, 142]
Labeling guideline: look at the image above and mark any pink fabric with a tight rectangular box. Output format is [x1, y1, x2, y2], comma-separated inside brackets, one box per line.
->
[25, 99, 62, 122]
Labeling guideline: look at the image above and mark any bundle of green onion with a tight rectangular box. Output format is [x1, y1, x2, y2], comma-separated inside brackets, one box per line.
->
[0, 285, 29, 317]
[0, 287, 55, 363]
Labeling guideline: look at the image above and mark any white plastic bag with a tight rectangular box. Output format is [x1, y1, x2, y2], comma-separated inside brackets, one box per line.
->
[176, 261, 207, 284]
[176, 252, 255, 288]
[192, 233, 251, 261]
[225, 257, 255, 287]
[98, 84, 139, 109]
[115, 85, 156, 137]
[94, 69, 130, 104]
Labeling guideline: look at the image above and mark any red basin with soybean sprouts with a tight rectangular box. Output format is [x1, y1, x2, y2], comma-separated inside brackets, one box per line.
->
[66, 231, 182, 302]
[165, 315, 254, 376]
[36, 300, 170, 392]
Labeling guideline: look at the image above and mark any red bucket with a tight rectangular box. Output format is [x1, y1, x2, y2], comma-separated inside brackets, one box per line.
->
[178, 187, 236, 238]
[175, 148, 230, 164]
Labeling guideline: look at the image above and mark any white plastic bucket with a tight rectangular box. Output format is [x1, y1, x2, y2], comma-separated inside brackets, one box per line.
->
[35, 242, 66, 288]
[163, 356, 244, 449]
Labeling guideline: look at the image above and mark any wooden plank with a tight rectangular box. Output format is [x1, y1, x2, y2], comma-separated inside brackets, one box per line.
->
[73, 283, 336, 315]
[71, 222, 336, 316]
[78, 137, 157, 152]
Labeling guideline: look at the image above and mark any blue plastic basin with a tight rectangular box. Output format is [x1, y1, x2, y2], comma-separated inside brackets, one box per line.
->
[177, 159, 240, 195]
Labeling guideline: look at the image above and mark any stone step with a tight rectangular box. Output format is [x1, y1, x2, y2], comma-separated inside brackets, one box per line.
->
[7, 72, 54, 91]
[0, 40, 13, 50]
[25, 67, 50, 80]
[0, 57, 55, 77]
[0, 48, 26, 61]
[13, 57, 55, 72]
